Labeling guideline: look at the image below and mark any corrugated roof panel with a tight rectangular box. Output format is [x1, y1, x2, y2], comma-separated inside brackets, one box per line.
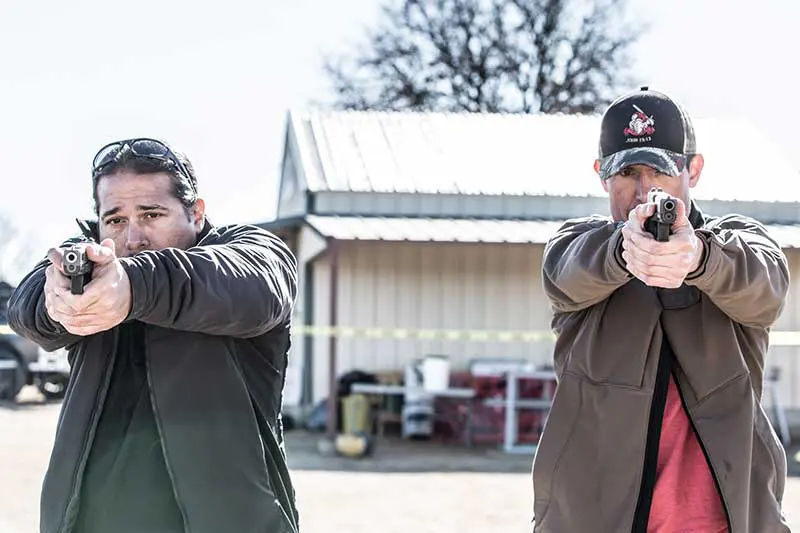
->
[294, 110, 799, 203]
[305, 215, 800, 248]
[350, 113, 397, 193]
[372, 114, 418, 194]
[316, 113, 372, 192]
[384, 112, 456, 194]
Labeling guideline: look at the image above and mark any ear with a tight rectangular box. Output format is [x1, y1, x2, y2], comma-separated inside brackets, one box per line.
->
[594, 160, 609, 193]
[687, 154, 704, 188]
[191, 198, 206, 231]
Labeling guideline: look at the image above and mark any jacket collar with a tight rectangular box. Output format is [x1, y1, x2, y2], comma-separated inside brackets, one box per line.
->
[688, 199, 706, 230]
[196, 218, 215, 244]
[76, 218, 98, 241]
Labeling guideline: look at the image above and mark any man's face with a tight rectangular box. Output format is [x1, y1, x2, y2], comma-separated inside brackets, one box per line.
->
[593, 155, 704, 222]
[96, 170, 205, 257]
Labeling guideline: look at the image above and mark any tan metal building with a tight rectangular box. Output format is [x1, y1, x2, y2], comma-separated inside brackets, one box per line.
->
[261, 110, 800, 422]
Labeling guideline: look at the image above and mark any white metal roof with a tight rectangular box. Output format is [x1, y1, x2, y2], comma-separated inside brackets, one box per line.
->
[305, 215, 800, 248]
[290, 110, 800, 203]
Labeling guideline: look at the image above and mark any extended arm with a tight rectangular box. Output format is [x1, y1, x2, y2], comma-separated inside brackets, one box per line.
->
[122, 225, 298, 338]
[685, 216, 789, 328]
[542, 216, 632, 313]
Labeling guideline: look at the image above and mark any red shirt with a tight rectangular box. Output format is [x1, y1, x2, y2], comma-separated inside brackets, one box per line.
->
[647, 375, 729, 532]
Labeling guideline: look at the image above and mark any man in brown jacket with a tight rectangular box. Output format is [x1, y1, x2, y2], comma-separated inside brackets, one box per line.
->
[535, 87, 791, 532]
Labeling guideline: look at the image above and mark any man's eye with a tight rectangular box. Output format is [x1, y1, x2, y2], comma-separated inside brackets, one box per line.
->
[618, 168, 635, 177]
[143, 212, 162, 219]
[106, 218, 124, 225]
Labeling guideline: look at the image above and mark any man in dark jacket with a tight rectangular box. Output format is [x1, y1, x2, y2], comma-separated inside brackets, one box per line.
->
[8, 138, 300, 533]
[535, 88, 791, 532]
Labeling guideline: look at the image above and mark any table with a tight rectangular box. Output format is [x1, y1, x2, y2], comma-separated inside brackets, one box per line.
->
[350, 383, 477, 445]
[350, 374, 558, 451]
[350, 383, 475, 399]
[491, 370, 557, 454]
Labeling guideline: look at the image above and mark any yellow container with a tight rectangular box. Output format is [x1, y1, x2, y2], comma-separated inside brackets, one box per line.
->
[341, 394, 372, 435]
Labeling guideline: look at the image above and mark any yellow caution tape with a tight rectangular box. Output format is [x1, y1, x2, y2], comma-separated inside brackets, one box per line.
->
[294, 325, 800, 346]
[294, 325, 555, 342]
[2, 322, 799, 345]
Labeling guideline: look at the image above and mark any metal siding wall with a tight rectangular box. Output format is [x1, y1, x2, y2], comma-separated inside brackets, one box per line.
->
[308, 241, 554, 403]
[766, 248, 800, 410]
[282, 232, 305, 409]
[284, 305, 305, 408]
[284, 227, 330, 408]
[306, 243, 800, 410]
[311, 256, 331, 405]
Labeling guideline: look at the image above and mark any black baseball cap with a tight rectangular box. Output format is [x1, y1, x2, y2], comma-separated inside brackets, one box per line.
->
[598, 87, 696, 181]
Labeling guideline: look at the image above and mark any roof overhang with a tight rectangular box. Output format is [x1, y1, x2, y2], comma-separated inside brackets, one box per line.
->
[304, 215, 563, 244]
[258, 215, 800, 248]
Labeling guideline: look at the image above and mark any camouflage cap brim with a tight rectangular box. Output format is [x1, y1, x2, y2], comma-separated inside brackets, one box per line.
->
[599, 147, 688, 181]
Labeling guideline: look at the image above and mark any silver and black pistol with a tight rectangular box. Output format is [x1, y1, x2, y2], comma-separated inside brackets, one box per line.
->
[62, 244, 93, 295]
[643, 187, 678, 242]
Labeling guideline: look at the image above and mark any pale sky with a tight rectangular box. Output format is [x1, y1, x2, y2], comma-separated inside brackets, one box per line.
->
[1, 0, 798, 282]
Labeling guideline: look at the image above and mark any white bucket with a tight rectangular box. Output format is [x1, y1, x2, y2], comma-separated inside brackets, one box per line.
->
[422, 355, 450, 392]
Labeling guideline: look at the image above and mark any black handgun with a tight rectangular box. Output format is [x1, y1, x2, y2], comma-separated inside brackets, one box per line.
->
[643, 187, 678, 242]
[62, 244, 93, 295]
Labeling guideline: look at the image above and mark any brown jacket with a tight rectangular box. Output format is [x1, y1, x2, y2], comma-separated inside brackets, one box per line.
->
[534, 203, 792, 532]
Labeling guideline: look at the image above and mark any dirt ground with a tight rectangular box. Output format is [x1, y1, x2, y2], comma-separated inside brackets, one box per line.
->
[2, 388, 800, 533]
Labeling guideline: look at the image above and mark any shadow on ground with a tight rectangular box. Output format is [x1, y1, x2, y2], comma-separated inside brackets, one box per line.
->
[8, 387, 800, 478]
[284, 429, 536, 474]
[0, 395, 61, 412]
[286, 429, 800, 477]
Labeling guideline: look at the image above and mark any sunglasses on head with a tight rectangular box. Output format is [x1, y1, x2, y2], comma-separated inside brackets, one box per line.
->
[91, 138, 196, 193]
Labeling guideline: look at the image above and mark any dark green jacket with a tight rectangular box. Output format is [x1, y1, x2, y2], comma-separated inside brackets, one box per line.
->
[9, 220, 300, 533]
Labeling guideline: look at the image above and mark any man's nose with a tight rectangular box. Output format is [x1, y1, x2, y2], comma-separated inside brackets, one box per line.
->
[125, 225, 149, 251]
[636, 172, 658, 202]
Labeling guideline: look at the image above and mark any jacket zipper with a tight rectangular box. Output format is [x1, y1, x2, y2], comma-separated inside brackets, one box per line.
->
[59, 332, 119, 533]
[143, 324, 191, 533]
[671, 370, 733, 532]
[630, 334, 672, 533]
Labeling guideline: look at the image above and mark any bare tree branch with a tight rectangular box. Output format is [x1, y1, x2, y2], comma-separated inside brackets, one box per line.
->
[325, 0, 643, 114]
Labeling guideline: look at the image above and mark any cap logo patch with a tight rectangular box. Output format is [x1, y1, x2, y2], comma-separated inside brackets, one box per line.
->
[624, 104, 655, 143]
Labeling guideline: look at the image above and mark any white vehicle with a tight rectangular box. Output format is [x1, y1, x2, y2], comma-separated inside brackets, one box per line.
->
[0, 282, 71, 401]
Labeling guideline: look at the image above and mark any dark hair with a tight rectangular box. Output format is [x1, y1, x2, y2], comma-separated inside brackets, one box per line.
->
[91, 148, 199, 216]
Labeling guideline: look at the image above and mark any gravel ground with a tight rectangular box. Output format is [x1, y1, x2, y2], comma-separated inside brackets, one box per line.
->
[2, 388, 800, 533]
